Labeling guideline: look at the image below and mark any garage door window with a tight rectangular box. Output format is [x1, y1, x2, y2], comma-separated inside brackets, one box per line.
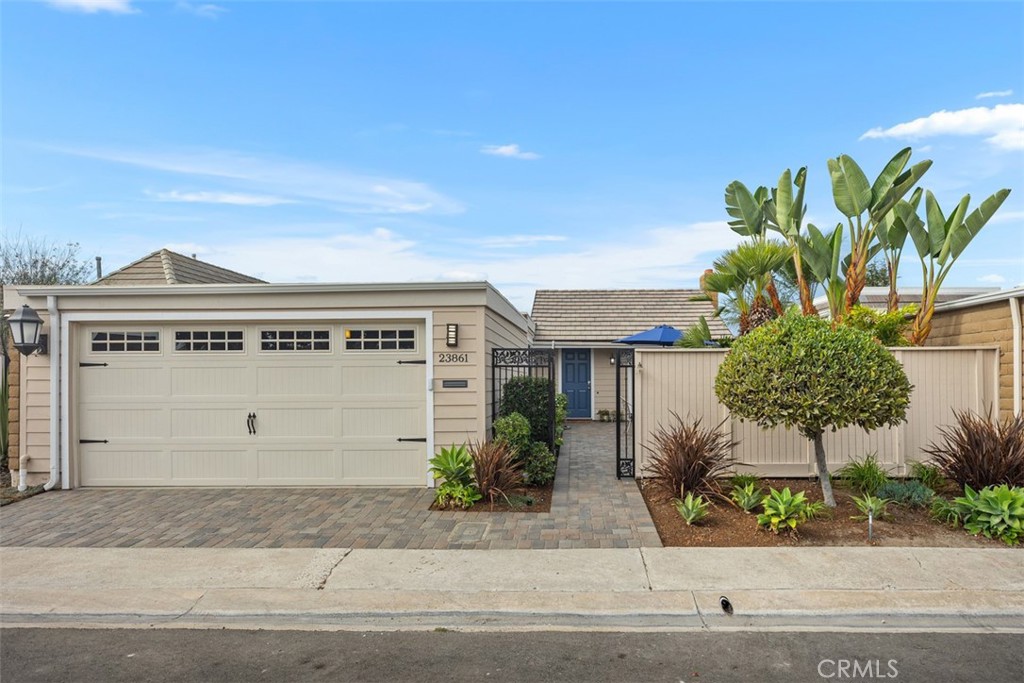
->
[174, 330, 244, 352]
[260, 329, 331, 352]
[91, 331, 160, 353]
[344, 328, 416, 351]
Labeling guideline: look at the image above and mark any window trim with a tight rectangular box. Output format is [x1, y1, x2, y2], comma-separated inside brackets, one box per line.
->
[89, 330, 161, 353]
[343, 327, 418, 353]
[172, 329, 246, 354]
[257, 327, 333, 353]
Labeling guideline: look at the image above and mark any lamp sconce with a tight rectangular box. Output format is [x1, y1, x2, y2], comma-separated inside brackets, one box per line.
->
[609, 355, 616, 366]
[6, 304, 48, 356]
[445, 323, 459, 347]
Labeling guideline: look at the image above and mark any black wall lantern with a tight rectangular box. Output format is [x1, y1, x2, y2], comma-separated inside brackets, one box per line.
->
[446, 323, 459, 347]
[6, 304, 47, 356]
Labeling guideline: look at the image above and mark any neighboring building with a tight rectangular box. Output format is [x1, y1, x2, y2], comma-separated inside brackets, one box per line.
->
[95, 249, 267, 285]
[813, 286, 999, 317]
[925, 286, 1024, 422]
[6, 273, 529, 488]
[530, 289, 728, 419]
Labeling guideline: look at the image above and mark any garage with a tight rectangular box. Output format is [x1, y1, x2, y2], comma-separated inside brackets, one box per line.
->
[76, 321, 427, 486]
[6, 254, 531, 489]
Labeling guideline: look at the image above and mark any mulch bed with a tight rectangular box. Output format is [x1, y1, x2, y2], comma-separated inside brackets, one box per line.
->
[639, 477, 1006, 548]
[430, 482, 554, 513]
[0, 466, 47, 507]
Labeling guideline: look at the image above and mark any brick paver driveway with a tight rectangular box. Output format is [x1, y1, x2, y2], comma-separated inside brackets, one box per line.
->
[0, 423, 660, 549]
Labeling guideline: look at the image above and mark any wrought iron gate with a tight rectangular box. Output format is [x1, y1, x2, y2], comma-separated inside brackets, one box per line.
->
[614, 348, 636, 478]
[491, 348, 557, 449]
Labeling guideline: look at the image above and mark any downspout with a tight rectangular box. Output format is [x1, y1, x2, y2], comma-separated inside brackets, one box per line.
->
[1012, 294, 1022, 417]
[44, 295, 60, 490]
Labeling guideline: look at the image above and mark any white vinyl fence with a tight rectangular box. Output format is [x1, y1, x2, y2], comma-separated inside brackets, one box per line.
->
[633, 347, 1000, 477]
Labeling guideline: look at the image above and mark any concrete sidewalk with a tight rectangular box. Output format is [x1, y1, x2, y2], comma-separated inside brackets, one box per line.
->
[1, 546, 1021, 632]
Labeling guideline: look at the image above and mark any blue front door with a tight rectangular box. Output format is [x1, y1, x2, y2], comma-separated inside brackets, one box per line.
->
[562, 349, 591, 419]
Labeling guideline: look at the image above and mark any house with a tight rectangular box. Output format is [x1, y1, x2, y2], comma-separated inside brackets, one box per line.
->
[529, 289, 728, 419]
[5, 250, 529, 489]
[813, 286, 999, 317]
[925, 286, 1024, 422]
[94, 248, 267, 286]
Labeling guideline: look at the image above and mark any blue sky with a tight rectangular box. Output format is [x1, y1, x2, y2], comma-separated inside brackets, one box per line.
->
[2, 1, 1022, 309]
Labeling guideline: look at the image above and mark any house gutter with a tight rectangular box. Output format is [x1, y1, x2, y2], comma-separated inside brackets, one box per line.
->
[44, 295, 61, 490]
[1011, 294, 1022, 417]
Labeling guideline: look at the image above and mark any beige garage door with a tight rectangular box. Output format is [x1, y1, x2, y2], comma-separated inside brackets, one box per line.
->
[75, 321, 428, 486]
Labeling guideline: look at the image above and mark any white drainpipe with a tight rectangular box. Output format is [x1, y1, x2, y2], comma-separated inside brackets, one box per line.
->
[43, 295, 60, 490]
[1011, 294, 1022, 417]
[17, 455, 29, 492]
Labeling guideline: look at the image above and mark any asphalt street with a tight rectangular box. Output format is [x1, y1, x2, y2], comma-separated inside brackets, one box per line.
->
[2, 628, 1021, 683]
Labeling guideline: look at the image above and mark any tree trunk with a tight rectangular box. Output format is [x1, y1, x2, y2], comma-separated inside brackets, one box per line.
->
[812, 433, 836, 507]
[844, 253, 865, 315]
[765, 278, 785, 316]
[799, 277, 818, 316]
[909, 285, 936, 345]
[887, 262, 900, 313]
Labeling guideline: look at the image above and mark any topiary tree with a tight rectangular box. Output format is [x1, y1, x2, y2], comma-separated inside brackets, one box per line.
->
[714, 312, 913, 506]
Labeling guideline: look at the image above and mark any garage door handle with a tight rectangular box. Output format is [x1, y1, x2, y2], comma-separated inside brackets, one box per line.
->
[247, 412, 256, 436]
[397, 437, 427, 443]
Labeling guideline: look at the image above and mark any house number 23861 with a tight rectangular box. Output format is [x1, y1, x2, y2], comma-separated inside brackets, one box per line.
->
[438, 353, 469, 364]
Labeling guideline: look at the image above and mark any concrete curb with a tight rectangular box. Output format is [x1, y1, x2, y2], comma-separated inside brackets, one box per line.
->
[2, 546, 1021, 632]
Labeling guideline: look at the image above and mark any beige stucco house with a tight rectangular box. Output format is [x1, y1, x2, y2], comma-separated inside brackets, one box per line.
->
[530, 289, 728, 419]
[925, 286, 1024, 422]
[5, 250, 529, 489]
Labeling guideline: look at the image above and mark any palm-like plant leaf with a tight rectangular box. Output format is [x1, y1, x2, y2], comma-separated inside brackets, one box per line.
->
[725, 181, 767, 237]
[828, 155, 872, 218]
[947, 189, 1011, 261]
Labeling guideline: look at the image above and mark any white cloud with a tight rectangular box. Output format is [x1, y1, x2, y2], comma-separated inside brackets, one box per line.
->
[467, 234, 568, 249]
[990, 209, 1024, 225]
[977, 274, 1006, 284]
[148, 190, 294, 206]
[44, 0, 138, 14]
[976, 90, 1013, 100]
[860, 104, 1024, 151]
[174, 220, 743, 309]
[53, 144, 464, 215]
[175, 2, 226, 19]
[481, 144, 541, 160]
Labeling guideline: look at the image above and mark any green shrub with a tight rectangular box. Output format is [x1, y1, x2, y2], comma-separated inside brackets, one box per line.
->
[642, 413, 735, 501]
[429, 445, 480, 509]
[715, 311, 912, 507]
[730, 473, 759, 489]
[435, 482, 482, 510]
[554, 393, 568, 447]
[730, 482, 765, 513]
[876, 480, 934, 508]
[923, 410, 1024, 490]
[952, 484, 1024, 546]
[757, 487, 820, 535]
[494, 412, 532, 461]
[523, 441, 556, 486]
[851, 494, 891, 521]
[909, 461, 947, 492]
[841, 304, 916, 347]
[500, 376, 554, 445]
[672, 492, 709, 526]
[470, 440, 523, 507]
[838, 453, 891, 496]
[931, 497, 962, 526]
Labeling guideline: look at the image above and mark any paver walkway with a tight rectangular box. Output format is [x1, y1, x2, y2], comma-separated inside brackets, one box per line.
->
[0, 423, 660, 549]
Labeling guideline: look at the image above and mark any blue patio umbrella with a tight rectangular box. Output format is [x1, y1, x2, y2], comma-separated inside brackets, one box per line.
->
[613, 324, 682, 346]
